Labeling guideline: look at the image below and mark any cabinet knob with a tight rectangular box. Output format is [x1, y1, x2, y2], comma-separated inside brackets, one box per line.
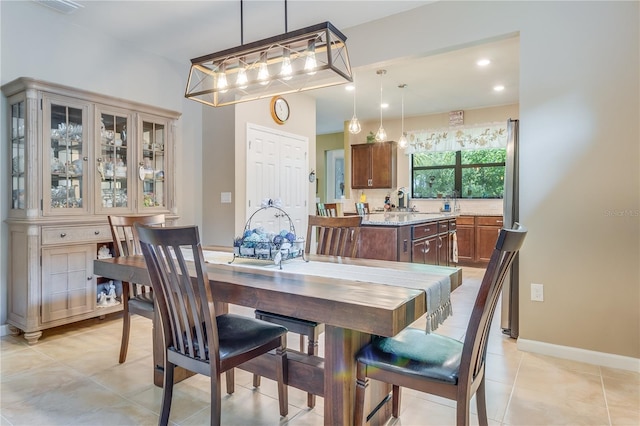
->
[83, 156, 88, 161]
[97, 158, 103, 163]
[60, 233, 66, 238]
[94, 230, 100, 235]
[87, 276, 92, 281]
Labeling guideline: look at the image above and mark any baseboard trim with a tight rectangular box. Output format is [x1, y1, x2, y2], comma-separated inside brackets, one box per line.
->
[517, 338, 640, 373]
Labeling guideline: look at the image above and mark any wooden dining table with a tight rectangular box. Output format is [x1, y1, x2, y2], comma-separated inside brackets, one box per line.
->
[94, 251, 461, 426]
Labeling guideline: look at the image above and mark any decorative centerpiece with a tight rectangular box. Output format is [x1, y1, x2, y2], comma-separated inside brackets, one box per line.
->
[231, 201, 305, 268]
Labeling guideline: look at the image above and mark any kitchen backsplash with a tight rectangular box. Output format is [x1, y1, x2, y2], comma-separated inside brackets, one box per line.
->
[334, 189, 503, 215]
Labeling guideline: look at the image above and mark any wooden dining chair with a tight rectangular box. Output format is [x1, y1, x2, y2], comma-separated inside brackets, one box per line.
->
[316, 202, 338, 217]
[353, 223, 527, 426]
[355, 202, 370, 215]
[135, 224, 289, 426]
[254, 214, 363, 408]
[108, 214, 165, 364]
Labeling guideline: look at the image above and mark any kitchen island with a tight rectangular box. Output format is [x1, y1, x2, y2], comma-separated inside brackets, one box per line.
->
[356, 212, 458, 279]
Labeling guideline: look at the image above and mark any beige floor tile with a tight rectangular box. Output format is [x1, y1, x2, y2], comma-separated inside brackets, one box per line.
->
[603, 374, 640, 411]
[504, 386, 610, 425]
[608, 404, 640, 426]
[516, 356, 606, 406]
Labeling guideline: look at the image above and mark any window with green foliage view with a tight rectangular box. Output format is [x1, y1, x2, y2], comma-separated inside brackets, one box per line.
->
[412, 148, 506, 199]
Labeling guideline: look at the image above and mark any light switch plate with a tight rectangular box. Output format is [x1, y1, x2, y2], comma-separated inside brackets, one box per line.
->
[221, 192, 232, 203]
[531, 283, 544, 302]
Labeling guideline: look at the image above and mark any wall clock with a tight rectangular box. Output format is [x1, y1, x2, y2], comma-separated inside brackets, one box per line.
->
[270, 96, 289, 125]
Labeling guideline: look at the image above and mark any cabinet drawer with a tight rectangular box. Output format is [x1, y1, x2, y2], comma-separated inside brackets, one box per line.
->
[42, 225, 111, 245]
[456, 216, 474, 226]
[438, 221, 450, 234]
[412, 222, 438, 239]
[476, 216, 504, 227]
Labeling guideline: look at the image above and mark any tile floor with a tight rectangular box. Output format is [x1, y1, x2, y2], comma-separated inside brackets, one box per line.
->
[1, 267, 638, 425]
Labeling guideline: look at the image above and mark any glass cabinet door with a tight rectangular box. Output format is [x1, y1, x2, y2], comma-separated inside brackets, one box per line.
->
[44, 95, 89, 215]
[97, 108, 131, 213]
[9, 97, 25, 211]
[139, 117, 168, 210]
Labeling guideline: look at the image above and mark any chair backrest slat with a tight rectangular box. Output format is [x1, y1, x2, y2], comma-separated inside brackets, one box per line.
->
[458, 223, 527, 389]
[355, 202, 369, 216]
[136, 225, 220, 367]
[305, 215, 362, 257]
[316, 202, 338, 217]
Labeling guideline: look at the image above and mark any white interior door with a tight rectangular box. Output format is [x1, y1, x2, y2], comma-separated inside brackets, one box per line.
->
[246, 124, 308, 237]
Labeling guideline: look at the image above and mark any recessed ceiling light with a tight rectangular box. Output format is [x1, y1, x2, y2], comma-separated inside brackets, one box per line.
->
[345, 84, 355, 91]
[477, 59, 491, 66]
[381, 103, 389, 109]
[493, 85, 505, 91]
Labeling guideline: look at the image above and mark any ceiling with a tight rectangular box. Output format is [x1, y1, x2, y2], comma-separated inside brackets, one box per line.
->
[31, 0, 519, 134]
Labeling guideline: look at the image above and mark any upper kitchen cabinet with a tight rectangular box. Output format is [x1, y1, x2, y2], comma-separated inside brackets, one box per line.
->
[351, 141, 396, 189]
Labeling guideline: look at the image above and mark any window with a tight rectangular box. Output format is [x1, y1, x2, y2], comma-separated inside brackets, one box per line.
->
[412, 148, 505, 199]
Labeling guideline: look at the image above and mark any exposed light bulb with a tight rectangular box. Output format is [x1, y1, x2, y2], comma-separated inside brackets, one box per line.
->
[236, 61, 248, 89]
[280, 49, 293, 81]
[217, 63, 228, 93]
[375, 69, 387, 142]
[398, 83, 408, 149]
[304, 41, 317, 75]
[349, 115, 361, 134]
[349, 77, 361, 134]
[398, 132, 408, 149]
[257, 53, 269, 85]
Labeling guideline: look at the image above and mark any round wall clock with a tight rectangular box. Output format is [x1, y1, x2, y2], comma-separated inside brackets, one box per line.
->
[270, 96, 290, 125]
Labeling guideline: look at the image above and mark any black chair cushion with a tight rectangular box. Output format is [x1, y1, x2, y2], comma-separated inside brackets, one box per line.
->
[174, 314, 288, 360]
[356, 327, 463, 385]
[128, 293, 155, 315]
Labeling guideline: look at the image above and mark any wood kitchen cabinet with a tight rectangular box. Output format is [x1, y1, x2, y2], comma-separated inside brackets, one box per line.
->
[455, 215, 503, 266]
[411, 219, 455, 267]
[351, 141, 396, 189]
[2, 77, 180, 344]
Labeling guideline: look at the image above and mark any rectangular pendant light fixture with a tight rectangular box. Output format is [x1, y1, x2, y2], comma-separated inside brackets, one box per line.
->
[185, 21, 353, 107]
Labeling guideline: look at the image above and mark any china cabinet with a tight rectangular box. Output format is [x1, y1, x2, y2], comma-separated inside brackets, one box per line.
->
[3, 78, 180, 344]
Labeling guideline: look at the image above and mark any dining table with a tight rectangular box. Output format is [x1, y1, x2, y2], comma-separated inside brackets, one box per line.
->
[94, 249, 461, 426]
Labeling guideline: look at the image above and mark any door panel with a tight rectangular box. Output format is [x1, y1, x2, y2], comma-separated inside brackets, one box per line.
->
[246, 124, 308, 237]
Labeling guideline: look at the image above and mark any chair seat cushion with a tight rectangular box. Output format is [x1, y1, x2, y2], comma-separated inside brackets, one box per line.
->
[128, 293, 154, 315]
[176, 314, 288, 361]
[356, 327, 463, 385]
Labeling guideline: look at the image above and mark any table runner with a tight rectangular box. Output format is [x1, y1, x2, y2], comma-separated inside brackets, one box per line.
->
[179, 249, 452, 332]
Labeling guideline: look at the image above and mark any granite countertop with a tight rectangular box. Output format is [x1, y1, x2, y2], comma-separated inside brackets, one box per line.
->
[361, 212, 457, 226]
[360, 210, 502, 226]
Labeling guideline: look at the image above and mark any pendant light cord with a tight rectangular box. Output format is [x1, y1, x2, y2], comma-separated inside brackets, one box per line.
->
[240, 0, 244, 45]
[285, 0, 288, 32]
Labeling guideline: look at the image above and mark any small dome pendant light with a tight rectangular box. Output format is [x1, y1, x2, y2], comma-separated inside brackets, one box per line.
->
[398, 84, 408, 149]
[375, 69, 387, 142]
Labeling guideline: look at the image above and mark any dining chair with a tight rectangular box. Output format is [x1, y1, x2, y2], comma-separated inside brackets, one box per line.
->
[355, 202, 369, 215]
[135, 224, 289, 426]
[353, 223, 527, 426]
[316, 202, 338, 217]
[254, 214, 363, 408]
[107, 214, 165, 364]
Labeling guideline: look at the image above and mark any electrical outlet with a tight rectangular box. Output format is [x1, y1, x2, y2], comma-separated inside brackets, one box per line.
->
[531, 283, 544, 302]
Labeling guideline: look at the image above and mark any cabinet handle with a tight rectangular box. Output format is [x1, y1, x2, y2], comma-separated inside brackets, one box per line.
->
[403, 240, 408, 252]
[424, 241, 430, 253]
[60, 233, 66, 238]
[97, 157, 103, 163]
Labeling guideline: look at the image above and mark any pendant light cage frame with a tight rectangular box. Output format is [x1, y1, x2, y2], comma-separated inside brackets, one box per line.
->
[185, 22, 353, 107]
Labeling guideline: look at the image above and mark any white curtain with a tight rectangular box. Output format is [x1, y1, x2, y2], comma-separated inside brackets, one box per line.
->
[404, 122, 508, 154]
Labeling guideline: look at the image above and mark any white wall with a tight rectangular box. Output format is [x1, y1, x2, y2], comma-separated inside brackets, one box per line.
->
[346, 1, 639, 359]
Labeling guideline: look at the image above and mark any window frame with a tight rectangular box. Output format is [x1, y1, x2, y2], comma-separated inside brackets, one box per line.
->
[411, 150, 506, 199]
